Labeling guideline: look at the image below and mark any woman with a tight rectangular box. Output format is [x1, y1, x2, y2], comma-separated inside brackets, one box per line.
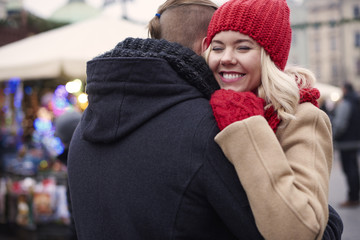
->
[202, 0, 333, 239]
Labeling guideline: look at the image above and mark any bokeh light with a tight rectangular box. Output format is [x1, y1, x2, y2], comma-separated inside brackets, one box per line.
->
[330, 92, 341, 102]
[65, 79, 82, 94]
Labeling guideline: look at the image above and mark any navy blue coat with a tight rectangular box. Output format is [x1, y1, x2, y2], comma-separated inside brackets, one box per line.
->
[68, 38, 342, 240]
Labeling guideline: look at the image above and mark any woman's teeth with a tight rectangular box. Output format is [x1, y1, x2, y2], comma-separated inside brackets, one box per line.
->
[222, 73, 244, 79]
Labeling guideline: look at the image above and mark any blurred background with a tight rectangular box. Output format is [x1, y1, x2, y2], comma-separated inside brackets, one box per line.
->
[0, 0, 359, 239]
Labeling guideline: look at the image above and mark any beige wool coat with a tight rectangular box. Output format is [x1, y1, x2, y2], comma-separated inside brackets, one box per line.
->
[215, 102, 333, 240]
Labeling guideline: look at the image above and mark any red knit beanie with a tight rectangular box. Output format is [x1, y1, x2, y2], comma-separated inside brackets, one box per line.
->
[206, 0, 292, 70]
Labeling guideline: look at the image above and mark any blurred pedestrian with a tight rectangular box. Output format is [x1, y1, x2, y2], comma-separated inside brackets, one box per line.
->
[55, 109, 82, 166]
[54, 109, 82, 240]
[332, 82, 360, 207]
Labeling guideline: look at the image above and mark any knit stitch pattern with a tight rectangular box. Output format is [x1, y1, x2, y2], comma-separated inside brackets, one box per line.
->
[94, 38, 220, 99]
[206, 0, 291, 70]
[210, 90, 265, 130]
[211, 88, 320, 132]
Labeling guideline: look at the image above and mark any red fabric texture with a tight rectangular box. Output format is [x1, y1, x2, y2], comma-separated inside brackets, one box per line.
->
[206, 0, 291, 70]
[210, 88, 320, 132]
[210, 89, 265, 131]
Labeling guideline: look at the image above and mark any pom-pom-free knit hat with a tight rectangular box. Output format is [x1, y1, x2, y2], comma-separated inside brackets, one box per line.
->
[55, 110, 82, 145]
[206, 0, 292, 70]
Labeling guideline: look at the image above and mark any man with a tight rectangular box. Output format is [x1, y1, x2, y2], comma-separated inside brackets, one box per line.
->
[68, 1, 343, 239]
[332, 82, 360, 207]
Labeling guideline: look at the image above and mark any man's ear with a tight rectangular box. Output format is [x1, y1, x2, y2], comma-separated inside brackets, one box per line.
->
[201, 37, 209, 53]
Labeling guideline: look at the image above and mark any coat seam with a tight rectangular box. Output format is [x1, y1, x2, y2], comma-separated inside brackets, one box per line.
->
[243, 120, 319, 234]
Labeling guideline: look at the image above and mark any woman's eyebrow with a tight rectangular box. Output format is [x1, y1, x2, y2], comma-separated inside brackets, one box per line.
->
[212, 39, 255, 45]
[234, 39, 255, 45]
[211, 39, 224, 44]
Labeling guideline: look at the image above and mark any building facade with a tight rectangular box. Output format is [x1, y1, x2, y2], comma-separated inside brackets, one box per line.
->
[290, 0, 360, 90]
[288, 0, 309, 69]
[0, 0, 7, 20]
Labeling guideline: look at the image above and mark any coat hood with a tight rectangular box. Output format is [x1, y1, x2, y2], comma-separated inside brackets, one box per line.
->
[79, 38, 219, 143]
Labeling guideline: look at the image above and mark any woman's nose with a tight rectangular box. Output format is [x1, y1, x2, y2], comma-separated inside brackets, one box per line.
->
[220, 50, 236, 65]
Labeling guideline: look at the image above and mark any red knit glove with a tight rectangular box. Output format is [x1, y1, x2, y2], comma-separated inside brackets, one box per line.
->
[210, 89, 265, 130]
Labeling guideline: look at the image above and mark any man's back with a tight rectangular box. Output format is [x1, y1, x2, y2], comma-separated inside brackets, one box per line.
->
[68, 38, 263, 240]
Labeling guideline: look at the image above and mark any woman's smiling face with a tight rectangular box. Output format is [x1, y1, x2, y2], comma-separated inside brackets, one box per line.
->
[207, 31, 262, 93]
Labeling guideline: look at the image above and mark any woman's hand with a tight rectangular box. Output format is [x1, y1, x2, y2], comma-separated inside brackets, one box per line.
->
[210, 89, 265, 130]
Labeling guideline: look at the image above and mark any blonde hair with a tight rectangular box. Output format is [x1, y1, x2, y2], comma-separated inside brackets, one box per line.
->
[258, 48, 316, 121]
[148, 0, 218, 51]
[204, 46, 317, 122]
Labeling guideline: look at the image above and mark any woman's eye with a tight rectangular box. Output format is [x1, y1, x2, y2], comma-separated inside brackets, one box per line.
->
[237, 46, 251, 51]
[212, 46, 223, 51]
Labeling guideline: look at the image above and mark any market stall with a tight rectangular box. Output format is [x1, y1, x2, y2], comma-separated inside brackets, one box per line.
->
[0, 15, 147, 81]
[0, 81, 80, 239]
[0, 15, 147, 239]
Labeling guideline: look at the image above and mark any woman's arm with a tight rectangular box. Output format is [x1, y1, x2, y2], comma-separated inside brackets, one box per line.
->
[215, 103, 332, 240]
